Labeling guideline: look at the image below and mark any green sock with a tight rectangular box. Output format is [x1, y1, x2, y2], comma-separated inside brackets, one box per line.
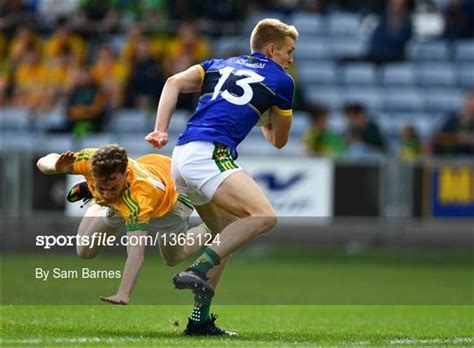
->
[189, 247, 221, 274]
[189, 294, 211, 325]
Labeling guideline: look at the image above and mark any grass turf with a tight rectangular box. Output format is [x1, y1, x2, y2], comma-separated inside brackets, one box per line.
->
[1, 305, 473, 346]
[1, 248, 473, 346]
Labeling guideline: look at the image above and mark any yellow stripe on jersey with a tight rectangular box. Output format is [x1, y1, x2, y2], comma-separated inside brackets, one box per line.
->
[272, 105, 293, 117]
[194, 64, 205, 81]
[123, 186, 140, 225]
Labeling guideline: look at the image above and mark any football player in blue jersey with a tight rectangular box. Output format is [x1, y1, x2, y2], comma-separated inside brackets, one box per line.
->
[146, 18, 298, 336]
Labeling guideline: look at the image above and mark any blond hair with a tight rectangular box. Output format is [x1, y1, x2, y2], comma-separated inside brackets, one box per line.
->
[250, 18, 298, 52]
[91, 144, 128, 179]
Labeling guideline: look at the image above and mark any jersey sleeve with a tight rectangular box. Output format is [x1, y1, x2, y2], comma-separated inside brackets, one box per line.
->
[123, 183, 158, 232]
[70, 148, 96, 176]
[272, 73, 295, 117]
[193, 59, 215, 83]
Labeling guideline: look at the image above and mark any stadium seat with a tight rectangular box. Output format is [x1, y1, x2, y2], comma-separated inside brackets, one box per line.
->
[1, 107, 30, 131]
[421, 89, 463, 114]
[340, 63, 378, 86]
[328, 12, 361, 37]
[108, 109, 151, 133]
[327, 37, 366, 58]
[328, 112, 348, 133]
[382, 88, 423, 113]
[287, 12, 326, 35]
[417, 63, 457, 87]
[376, 113, 399, 136]
[411, 113, 444, 139]
[298, 61, 337, 86]
[294, 40, 330, 60]
[1, 132, 36, 151]
[212, 36, 250, 58]
[305, 87, 343, 110]
[381, 63, 416, 87]
[37, 134, 74, 152]
[457, 63, 474, 88]
[410, 40, 450, 61]
[388, 112, 442, 139]
[243, 12, 287, 34]
[290, 112, 311, 136]
[454, 40, 474, 62]
[76, 134, 116, 148]
[117, 135, 171, 157]
[342, 87, 382, 111]
[32, 107, 66, 131]
[168, 109, 190, 134]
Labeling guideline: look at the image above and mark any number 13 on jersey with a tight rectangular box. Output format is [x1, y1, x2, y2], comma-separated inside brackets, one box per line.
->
[211, 67, 265, 106]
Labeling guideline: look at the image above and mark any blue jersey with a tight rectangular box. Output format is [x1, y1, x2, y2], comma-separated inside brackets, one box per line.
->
[176, 52, 294, 157]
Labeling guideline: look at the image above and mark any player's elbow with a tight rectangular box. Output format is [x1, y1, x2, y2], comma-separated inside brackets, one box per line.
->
[273, 137, 288, 149]
[36, 157, 51, 174]
[36, 158, 44, 171]
[166, 74, 185, 90]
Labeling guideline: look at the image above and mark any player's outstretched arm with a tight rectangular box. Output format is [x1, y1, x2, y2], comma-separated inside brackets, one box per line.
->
[260, 110, 292, 149]
[36, 151, 75, 175]
[145, 66, 203, 148]
[100, 230, 147, 305]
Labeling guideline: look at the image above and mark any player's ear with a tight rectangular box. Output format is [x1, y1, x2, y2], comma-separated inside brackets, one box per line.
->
[268, 43, 276, 57]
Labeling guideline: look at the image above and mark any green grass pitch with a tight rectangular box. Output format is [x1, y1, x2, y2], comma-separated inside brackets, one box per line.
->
[1, 248, 473, 346]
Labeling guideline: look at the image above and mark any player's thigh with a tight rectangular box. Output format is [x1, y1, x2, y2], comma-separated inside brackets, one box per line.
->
[212, 170, 276, 218]
[154, 200, 191, 266]
[77, 204, 122, 238]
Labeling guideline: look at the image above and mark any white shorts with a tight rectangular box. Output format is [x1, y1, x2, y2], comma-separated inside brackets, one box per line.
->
[172, 141, 242, 206]
[99, 198, 193, 236]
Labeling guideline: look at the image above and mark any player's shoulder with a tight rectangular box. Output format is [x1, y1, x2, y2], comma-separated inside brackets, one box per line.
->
[124, 178, 153, 203]
[74, 148, 97, 162]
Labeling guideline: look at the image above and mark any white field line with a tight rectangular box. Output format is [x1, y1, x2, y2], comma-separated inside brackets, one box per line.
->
[1, 336, 145, 344]
[1, 336, 473, 346]
[386, 337, 474, 345]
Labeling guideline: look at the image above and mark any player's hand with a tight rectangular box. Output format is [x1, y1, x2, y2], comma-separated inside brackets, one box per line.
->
[145, 130, 169, 148]
[100, 294, 129, 305]
[55, 151, 75, 173]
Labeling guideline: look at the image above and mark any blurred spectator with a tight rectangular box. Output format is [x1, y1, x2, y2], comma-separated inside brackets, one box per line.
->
[121, 23, 165, 65]
[164, 22, 211, 109]
[0, 69, 9, 106]
[0, 0, 36, 37]
[43, 18, 86, 65]
[163, 22, 210, 76]
[51, 66, 107, 137]
[433, 90, 474, 156]
[8, 24, 42, 66]
[346, 128, 379, 158]
[46, 46, 78, 100]
[304, 104, 347, 157]
[72, 0, 120, 39]
[126, 38, 164, 110]
[140, 0, 169, 33]
[120, 23, 146, 66]
[438, 0, 474, 40]
[366, 0, 413, 64]
[0, 28, 6, 61]
[12, 48, 52, 109]
[91, 44, 129, 109]
[344, 103, 386, 153]
[399, 124, 422, 160]
[0, 29, 8, 104]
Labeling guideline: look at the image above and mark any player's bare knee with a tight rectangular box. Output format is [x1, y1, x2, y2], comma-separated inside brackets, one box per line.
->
[250, 208, 277, 235]
[76, 246, 97, 259]
[163, 256, 182, 267]
[258, 214, 277, 234]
